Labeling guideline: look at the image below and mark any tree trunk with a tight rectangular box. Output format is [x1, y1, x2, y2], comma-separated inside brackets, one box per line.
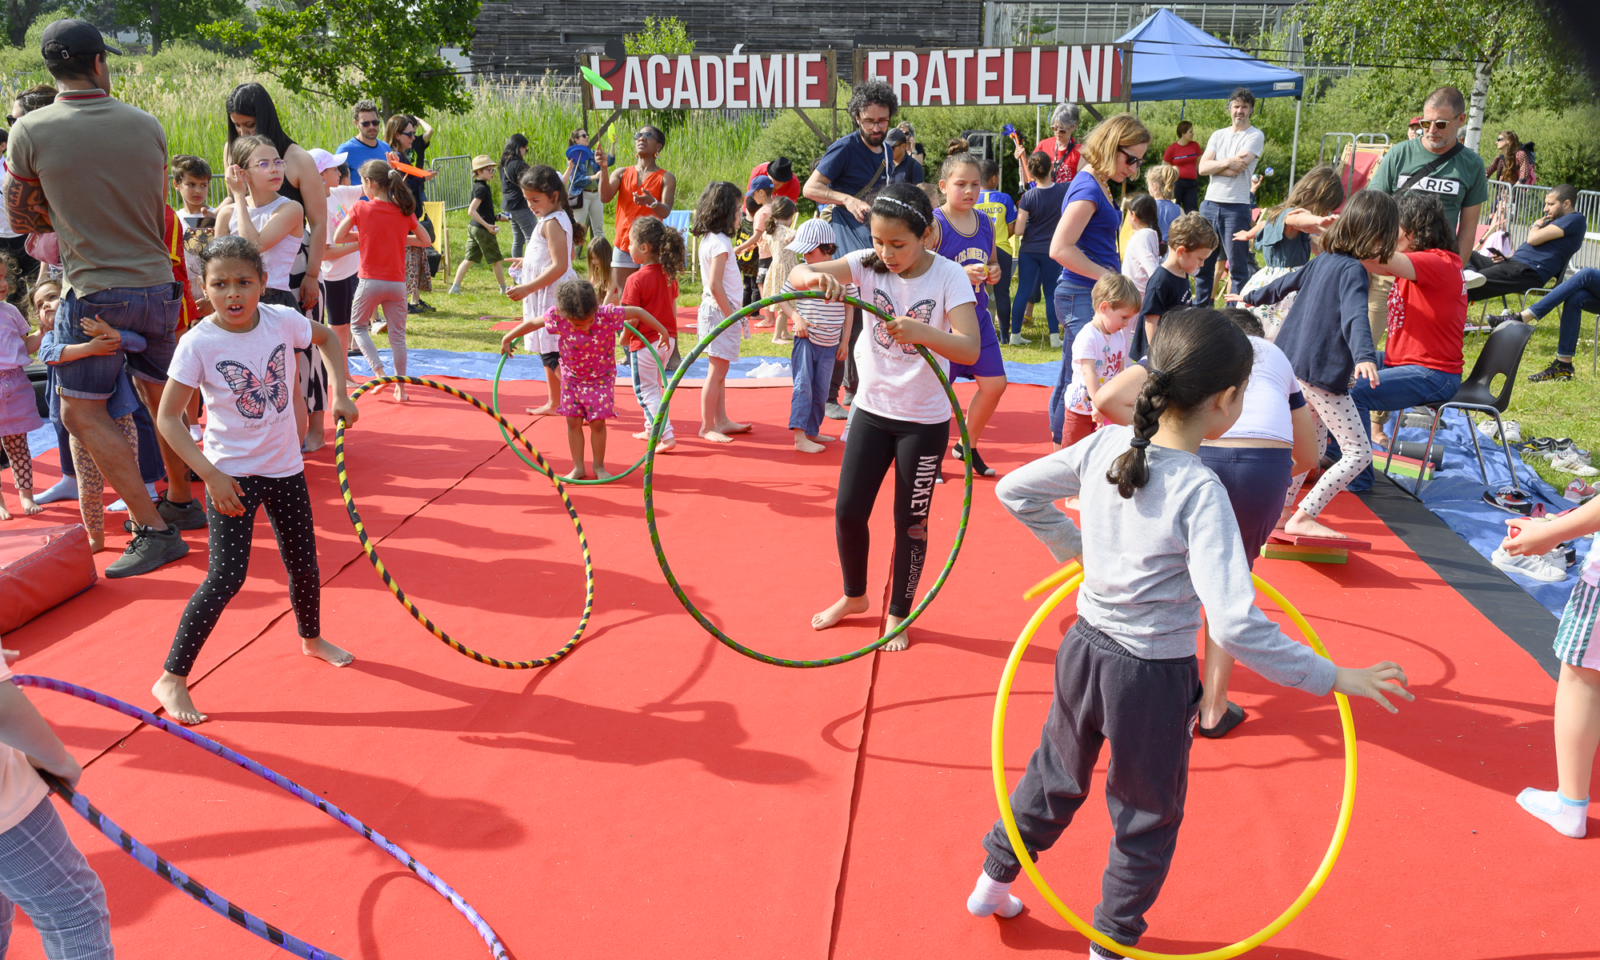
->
[1466, 59, 1492, 152]
[149, 0, 162, 54]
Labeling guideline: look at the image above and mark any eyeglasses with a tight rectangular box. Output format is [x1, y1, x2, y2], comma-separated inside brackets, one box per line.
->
[859, 118, 891, 129]
[1051, 126, 1073, 135]
[251, 159, 287, 172]
[400, 130, 415, 138]
[1419, 119, 1452, 133]
[1118, 148, 1144, 168]
[359, 120, 380, 128]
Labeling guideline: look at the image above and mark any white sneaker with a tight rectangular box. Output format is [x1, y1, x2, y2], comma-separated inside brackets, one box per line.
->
[1008, 334, 1031, 346]
[1478, 419, 1520, 444]
[1554, 452, 1599, 477]
[1050, 333, 1063, 349]
[1492, 546, 1568, 582]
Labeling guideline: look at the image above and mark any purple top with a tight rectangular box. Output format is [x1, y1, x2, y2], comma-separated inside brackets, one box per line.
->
[933, 207, 994, 327]
[0, 303, 29, 371]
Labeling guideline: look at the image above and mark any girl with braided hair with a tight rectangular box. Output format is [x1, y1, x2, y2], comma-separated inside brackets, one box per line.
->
[970, 306, 1412, 956]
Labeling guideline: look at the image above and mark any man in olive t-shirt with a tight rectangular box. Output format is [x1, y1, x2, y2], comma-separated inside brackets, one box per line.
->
[5, 19, 194, 577]
[1365, 85, 1487, 346]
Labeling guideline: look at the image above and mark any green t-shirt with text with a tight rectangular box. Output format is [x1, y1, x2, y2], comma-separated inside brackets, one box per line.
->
[1368, 138, 1489, 233]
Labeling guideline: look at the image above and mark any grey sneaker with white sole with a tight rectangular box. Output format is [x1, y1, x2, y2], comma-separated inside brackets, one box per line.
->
[105, 521, 190, 579]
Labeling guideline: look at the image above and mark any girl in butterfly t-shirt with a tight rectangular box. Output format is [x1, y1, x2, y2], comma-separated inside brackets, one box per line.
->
[789, 183, 981, 651]
[151, 235, 362, 726]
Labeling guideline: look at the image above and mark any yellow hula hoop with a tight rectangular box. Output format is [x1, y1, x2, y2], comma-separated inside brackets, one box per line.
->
[991, 567, 1357, 960]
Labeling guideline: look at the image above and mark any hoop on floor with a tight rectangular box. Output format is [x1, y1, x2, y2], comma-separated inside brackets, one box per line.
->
[642, 290, 974, 667]
[335, 376, 594, 669]
[990, 572, 1357, 960]
[490, 324, 668, 485]
[15, 675, 509, 960]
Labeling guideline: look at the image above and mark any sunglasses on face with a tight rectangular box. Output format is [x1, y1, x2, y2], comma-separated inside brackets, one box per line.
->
[1118, 148, 1143, 167]
[400, 130, 415, 138]
[359, 120, 380, 127]
[1419, 119, 1452, 133]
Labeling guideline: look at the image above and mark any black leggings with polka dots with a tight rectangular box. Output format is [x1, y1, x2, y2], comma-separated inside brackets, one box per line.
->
[165, 472, 321, 677]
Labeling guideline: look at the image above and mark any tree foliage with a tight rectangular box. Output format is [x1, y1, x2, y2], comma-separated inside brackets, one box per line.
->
[622, 15, 693, 57]
[200, 0, 479, 117]
[5, 0, 61, 47]
[1295, 0, 1581, 150]
[113, 0, 242, 53]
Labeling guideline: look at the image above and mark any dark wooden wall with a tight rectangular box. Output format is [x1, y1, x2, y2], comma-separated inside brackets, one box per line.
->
[471, 2, 986, 79]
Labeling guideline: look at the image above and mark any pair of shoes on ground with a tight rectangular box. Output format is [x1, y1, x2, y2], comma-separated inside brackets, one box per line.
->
[1478, 418, 1522, 445]
[1519, 437, 1595, 475]
[1527, 358, 1575, 383]
[1491, 543, 1573, 583]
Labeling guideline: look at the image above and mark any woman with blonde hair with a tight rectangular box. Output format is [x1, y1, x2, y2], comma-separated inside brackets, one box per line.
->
[1047, 113, 1150, 447]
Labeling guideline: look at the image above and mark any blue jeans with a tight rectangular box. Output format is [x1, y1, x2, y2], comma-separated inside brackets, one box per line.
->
[1048, 278, 1096, 443]
[1530, 267, 1600, 358]
[1195, 201, 1254, 306]
[1010, 252, 1062, 336]
[56, 284, 181, 399]
[1347, 354, 1460, 491]
[506, 207, 537, 259]
[992, 247, 1013, 332]
[788, 336, 837, 435]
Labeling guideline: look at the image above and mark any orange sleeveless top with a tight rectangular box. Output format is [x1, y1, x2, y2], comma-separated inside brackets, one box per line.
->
[614, 165, 665, 253]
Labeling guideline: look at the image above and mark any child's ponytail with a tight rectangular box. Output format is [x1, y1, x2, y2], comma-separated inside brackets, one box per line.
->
[1105, 307, 1255, 499]
[387, 167, 417, 219]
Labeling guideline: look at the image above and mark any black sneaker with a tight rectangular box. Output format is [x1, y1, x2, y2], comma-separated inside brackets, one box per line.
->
[156, 493, 207, 530]
[105, 521, 189, 579]
[1528, 359, 1575, 383]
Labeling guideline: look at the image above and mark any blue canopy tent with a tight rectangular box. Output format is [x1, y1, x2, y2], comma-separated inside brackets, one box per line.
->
[1115, 9, 1306, 185]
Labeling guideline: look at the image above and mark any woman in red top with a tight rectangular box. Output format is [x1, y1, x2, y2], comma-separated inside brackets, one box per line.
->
[1028, 103, 1081, 185]
[602, 125, 677, 293]
[1487, 129, 1536, 185]
[1348, 192, 1467, 479]
[1162, 120, 1203, 212]
[332, 159, 432, 401]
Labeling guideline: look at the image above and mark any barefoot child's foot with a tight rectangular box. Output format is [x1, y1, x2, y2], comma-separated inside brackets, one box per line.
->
[18, 493, 42, 516]
[794, 431, 826, 454]
[590, 465, 612, 480]
[301, 435, 327, 454]
[812, 594, 870, 630]
[881, 613, 911, 651]
[303, 636, 355, 667]
[1284, 510, 1347, 540]
[699, 427, 734, 444]
[87, 537, 104, 554]
[393, 383, 408, 402]
[632, 429, 651, 440]
[720, 421, 753, 435]
[526, 404, 556, 418]
[808, 433, 836, 443]
[0, 501, 10, 521]
[562, 465, 589, 480]
[654, 438, 677, 453]
[152, 672, 207, 725]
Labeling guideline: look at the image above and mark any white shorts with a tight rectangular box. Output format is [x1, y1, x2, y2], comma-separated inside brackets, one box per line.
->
[1555, 578, 1600, 670]
[697, 303, 745, 362]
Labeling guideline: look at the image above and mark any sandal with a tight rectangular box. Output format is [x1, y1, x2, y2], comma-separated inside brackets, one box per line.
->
[1197, 701, 1246, 739]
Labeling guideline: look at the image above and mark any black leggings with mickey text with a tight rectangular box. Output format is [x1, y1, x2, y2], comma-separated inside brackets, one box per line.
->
[165, 472, 321, 676]
[836, 409, 950, 618]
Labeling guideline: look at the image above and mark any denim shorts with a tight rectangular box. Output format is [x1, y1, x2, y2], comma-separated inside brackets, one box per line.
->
[56, 283, 182, 399]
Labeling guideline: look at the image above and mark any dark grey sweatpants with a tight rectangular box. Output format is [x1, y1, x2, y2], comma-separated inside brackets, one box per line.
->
[981, 618, 1201, 954]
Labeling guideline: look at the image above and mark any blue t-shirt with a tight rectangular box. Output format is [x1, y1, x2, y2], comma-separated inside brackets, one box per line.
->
[814, 132, 889, 202]
[1059, 170, 1121, 286]
[981, 190, 1018, 226]
[336, 137, 390, 178]
[1017, 181, 1071, 255]
[1513, 212, 1587, 282]
[1155, 198, 1182, 243]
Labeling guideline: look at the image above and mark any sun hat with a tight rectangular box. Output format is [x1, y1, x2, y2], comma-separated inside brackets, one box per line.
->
[472, 154, 495, 172]
[307, 148, 348, 174]
[786, 217, 837, 254]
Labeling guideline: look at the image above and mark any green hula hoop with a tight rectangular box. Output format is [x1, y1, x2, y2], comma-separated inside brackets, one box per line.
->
[642, 290, 974, 668]
[491, 324, 667, 485]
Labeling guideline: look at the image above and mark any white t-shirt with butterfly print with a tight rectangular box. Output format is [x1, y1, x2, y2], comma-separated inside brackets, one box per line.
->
[845, 249, 977, 425]
[169, 304, 313, 479]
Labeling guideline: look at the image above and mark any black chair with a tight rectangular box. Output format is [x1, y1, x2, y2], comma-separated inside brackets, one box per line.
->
[1381, 320, 1534, 500]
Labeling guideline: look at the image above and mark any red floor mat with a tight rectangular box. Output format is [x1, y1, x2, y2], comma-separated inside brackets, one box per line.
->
[6, 380, 1593, 959]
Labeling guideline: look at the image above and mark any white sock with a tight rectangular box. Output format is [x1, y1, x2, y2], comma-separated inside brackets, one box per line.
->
[1518, 788, 1588, 838]
[34, 475, 78, 504]
[966, 871, 1023, 918]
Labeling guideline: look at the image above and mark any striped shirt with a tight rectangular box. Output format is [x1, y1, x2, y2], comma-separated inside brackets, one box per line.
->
[781, 279, 857, 348]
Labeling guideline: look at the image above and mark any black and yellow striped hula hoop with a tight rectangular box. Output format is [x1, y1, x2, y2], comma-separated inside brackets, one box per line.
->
[334, 375, 595, 669]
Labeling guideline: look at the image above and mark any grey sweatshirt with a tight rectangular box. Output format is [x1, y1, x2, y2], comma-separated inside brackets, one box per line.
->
[996, 426, 1337, 696]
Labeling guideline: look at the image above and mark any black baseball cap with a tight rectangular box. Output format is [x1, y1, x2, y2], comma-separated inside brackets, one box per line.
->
[40, 19, 121, 62]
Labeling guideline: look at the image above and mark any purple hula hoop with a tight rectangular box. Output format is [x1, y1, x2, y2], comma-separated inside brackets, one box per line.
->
[14, 675, 508, 960]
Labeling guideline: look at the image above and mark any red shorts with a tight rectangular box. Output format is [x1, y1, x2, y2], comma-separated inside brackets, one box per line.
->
[1060, 410, 1098, 448]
